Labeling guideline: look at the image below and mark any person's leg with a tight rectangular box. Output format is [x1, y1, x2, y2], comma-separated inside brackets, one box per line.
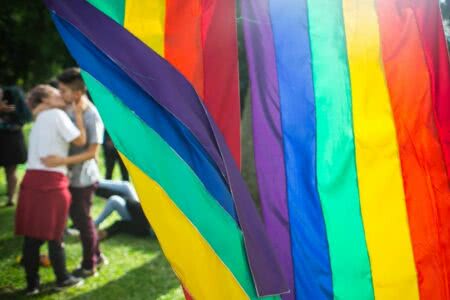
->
[5, 165, 17, 205]
[23, 237, 44, 290]
[69, 186, 99, 271]
[102, 221, 127, 239]
[48, 240, 69, 284]
[109, 220, 148, 237]
[103, 145, 116, 180]
[117, 155, 129, 181]
[96, 180, 137, 201]
[94, 200, 115, 227]
[95, 195, 131, 227]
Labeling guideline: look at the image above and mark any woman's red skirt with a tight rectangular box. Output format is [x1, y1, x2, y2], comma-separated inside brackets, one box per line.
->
[15, 170, 71, 241]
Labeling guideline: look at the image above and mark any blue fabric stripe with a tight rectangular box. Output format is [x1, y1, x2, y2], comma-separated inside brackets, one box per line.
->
[51, 13, 238, 221]
[268, 1, 333, 299]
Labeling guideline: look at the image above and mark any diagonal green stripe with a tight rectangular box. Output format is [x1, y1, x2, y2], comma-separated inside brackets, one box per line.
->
[87, 0, 125, 24]
[82, 72, 278, 299]
[307, 0, 374, 299]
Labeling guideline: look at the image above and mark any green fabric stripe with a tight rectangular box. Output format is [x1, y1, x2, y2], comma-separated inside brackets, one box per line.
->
[307, 0, 374, 299]
[87, 0, 125, 24]
[82, 72, 277, 299]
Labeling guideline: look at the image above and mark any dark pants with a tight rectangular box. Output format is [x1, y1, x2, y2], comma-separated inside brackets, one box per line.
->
[106, 220, 151, 237]
[23, 237, 69, 289]
[103, 145, 129, 181]
[69, 185, 101, 270]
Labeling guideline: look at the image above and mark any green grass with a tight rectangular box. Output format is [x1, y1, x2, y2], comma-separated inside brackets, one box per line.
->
[0, 124, 184, 300]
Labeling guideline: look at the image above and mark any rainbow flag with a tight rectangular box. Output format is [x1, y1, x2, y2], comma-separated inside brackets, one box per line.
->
[44, 0, 288, 299]
[243, 0, 450, 299]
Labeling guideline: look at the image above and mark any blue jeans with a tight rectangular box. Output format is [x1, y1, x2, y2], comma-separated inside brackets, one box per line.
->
[95, 179, 138, 202]
[95, 195, 132, 227]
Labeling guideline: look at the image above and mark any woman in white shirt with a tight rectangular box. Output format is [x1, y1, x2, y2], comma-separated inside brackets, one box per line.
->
[15, 85, 86, 295]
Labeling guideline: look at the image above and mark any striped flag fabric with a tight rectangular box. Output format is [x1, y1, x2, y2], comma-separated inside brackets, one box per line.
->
[243, 0, 450, 299]
[44, 0, 288, 299]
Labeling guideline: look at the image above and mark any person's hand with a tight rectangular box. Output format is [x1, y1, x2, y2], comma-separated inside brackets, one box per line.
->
[0, 101, 15, 113]
[41, 155, 66, 167]
[73, 98, 86, 115]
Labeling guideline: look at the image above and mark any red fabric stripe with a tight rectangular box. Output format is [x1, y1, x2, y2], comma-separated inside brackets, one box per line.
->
[377, 1, 450, 299]
[410, 0, 450, 177]
[182, 286, 193, 300]
[201, 0, 241, 167]
[165, 0, 204, 98]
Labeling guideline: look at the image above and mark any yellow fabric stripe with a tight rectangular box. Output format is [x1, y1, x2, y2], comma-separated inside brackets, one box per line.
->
[120, 154, 249, 299]
[342, 1, 419, 299]
[124, 0, 165, 55]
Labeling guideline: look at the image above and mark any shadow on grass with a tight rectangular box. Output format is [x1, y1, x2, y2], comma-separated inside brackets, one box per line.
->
[0, 239, 179, 300]
[0, 236, 22, 261]
[71, 254, 180, 300]
[0, 282, 63, 300]
[0, 260, 180, 300]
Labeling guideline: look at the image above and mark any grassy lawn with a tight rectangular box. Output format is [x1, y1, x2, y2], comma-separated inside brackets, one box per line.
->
[0, 125, 184, 300]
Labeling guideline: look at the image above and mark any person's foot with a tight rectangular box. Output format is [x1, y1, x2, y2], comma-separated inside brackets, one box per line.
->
[55, 276, 84, 291]
[24, 286, 39, 296]
[65, 228, 80, 237]
[97, 229, 108, 241]
[40, 254, 51, 267]
[72, 267, 98, 278]
[96, 253, 109, 270]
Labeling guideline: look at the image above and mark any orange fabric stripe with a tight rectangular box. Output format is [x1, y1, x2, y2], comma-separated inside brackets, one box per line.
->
[165, 0, 204, 98]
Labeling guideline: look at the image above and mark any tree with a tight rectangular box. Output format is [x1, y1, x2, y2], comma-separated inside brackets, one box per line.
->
[0, 0, 74, 89]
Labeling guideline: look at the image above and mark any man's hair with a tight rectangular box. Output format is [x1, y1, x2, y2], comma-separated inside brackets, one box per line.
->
[57, 67, 86, 92]
[26, 85, 52, 110]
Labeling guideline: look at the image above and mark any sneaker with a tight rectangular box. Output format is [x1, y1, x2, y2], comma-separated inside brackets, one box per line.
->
[40, 254, 51, 267]
[55, 276, 84, 291]
[72, 267, 98, 278]
[65, 228, 80, 237]
[96, 253, 109, 270]
[97, 229, 108, 241]
[25, 287, 39, 296]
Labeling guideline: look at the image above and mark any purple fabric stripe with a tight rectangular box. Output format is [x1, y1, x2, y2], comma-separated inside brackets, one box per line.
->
[44, 0, 288, 295]
[242, 1, 294, 300]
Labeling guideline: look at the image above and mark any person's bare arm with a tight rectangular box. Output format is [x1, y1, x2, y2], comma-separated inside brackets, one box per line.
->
[41, 144, 100, 167]
[31, 103, 49, 119]
[0, 101, 15, 113]
[71, 102, 87, 147]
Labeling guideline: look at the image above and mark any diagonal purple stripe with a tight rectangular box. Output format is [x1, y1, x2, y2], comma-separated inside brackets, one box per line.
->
[241, 1, 294, 299]
[43, 0, 288, 295]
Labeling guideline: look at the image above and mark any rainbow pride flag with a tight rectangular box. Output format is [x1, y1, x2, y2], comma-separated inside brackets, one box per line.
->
[44, 0, 288, 299]
[243, 0, 450, 299]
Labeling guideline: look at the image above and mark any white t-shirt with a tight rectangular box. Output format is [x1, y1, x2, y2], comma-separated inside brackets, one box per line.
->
[27, 108, 80, 174]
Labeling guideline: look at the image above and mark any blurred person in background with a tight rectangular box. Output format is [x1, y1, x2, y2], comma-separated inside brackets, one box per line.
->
[0, 85, 31, 206]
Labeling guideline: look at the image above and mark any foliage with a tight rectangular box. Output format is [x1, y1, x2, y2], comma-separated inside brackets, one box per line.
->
[0, 0, 74, 89]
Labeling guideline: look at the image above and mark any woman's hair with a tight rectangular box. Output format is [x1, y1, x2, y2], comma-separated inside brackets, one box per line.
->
[26, 85, 52, 110]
